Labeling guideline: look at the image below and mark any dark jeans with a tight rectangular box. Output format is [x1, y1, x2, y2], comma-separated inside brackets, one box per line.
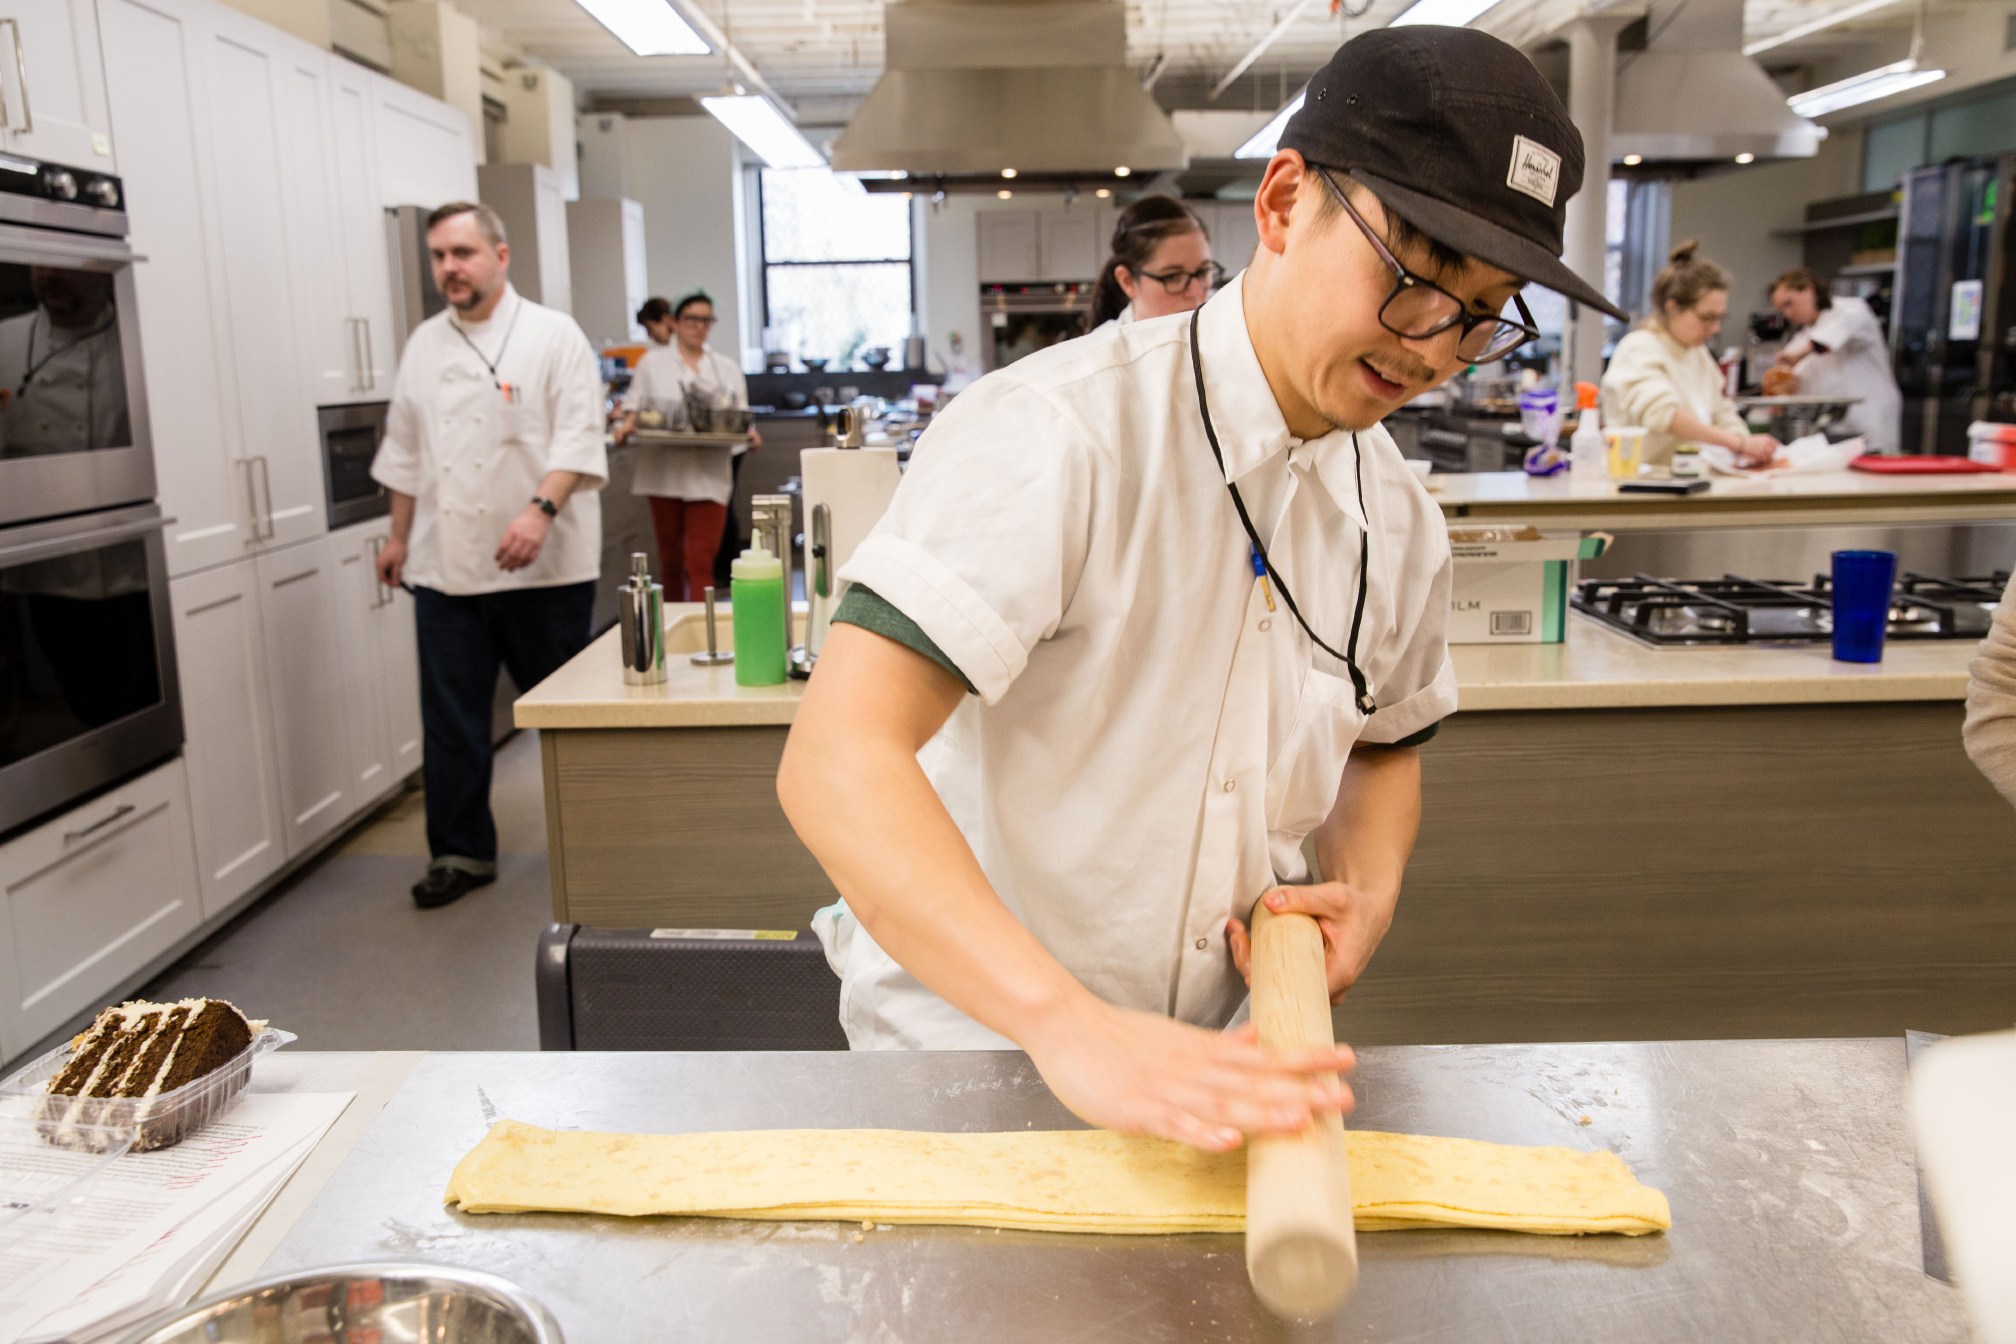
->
[413, 581, 595, 870]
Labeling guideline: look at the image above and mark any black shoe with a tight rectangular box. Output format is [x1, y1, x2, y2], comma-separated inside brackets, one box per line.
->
[411, 867, 494, 910]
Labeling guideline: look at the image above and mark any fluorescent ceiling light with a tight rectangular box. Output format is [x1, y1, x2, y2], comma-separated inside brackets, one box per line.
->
[1744, 0, 1899, 56]
[573, 0, 709, 56]
[699, 95, 825, 169]
[1235, 91, 1304, 159]
[1786, 58, 1945, 117]
[1389, 0, 1508, 27]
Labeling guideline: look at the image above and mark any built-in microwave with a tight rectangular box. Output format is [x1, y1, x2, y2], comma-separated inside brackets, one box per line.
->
[0, 502, 182, 838]
[319, 400, 391, 529]
[0, 154, 153, 528]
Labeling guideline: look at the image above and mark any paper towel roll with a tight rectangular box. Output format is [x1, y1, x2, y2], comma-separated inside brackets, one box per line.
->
[800, 447, 902, 654]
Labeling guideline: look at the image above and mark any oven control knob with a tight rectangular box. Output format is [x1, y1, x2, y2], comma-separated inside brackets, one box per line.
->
[83, 177, 119, 209]
[44, 169, 77, 201]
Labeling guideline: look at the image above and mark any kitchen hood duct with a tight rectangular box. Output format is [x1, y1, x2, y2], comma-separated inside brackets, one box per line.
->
[1611, 0, 1822, 162]
[830, 0, 1187, 177]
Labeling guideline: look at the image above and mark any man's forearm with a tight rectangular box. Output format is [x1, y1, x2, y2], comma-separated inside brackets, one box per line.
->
[388, 490, 415, 543]
[779, 628, 1089, 1045]
[536, 470, 583, 510]
[1312, 745, 1422, 899]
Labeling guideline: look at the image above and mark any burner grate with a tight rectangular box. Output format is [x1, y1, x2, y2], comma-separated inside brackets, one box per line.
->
[1571, 571, 2010, 647]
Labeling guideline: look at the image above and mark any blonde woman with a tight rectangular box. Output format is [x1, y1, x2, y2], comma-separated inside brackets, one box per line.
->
[1601, 241, 1781, 469]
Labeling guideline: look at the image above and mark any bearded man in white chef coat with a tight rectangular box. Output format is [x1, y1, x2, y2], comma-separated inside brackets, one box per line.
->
[371, 202, 607, 910]
[778, 27, 1628, 1150]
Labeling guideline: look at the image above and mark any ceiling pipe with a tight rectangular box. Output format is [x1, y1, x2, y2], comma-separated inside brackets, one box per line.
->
[1209, 0, 1323, 100]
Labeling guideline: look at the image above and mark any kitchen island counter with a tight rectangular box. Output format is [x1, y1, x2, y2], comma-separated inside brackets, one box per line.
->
[515, 605, 1982, 729]
[1434, 467, 2016, 530]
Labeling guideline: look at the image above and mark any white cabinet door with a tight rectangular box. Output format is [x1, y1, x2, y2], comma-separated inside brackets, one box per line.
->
[0, 759, 201, 1054]
[330, 522, 392, 801]
[100, 0, 251, 576]
[274, 40, 352, 408]
[201, 7, 323, 551]
[330, 58, 394, 394]
[169, 556, 287, 920]
[0, 0, 116, 168]
[1209, 200, 1260, 276]
[1038, 210, 1100, 282]
[977, 211, 1039, 283]
[372, 68, 476, 208]
[253, 535, 352, 854]
[533, 163, 570, 314]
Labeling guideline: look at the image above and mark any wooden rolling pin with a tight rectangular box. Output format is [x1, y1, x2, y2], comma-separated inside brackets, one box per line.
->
[1245, 900, 1359, 1319]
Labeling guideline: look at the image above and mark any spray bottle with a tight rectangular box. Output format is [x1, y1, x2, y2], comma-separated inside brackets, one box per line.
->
[1570, 382, 1606, 483]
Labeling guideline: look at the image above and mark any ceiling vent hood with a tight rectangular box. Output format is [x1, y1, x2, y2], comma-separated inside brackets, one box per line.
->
[830, 0, 1188, 177]
[1611, 0, 1822, 163]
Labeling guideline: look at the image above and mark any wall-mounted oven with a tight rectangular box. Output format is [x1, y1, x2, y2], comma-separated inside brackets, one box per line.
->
[0, 154, 151, 527]
[319, 400, 390, 529]
[0, 503, 181, 838]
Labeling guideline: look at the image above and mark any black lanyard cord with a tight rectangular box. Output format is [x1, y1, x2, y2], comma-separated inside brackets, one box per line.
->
[450, 297, 523, 388]
[1188, 307, 1376, 716]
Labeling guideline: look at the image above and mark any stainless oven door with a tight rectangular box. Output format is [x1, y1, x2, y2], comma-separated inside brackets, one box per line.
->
[0, 226, 153, 527]
[0, 503, 181, 837]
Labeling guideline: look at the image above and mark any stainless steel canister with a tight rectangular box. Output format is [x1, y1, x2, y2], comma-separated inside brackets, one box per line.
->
[618, 552, 666, 685]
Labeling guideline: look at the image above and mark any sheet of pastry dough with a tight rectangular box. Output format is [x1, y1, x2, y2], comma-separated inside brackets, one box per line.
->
[445, 1120, 1670, 1236]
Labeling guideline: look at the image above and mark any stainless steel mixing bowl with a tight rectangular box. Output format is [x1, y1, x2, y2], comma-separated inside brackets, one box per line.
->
[116, 1262, 565, 1344]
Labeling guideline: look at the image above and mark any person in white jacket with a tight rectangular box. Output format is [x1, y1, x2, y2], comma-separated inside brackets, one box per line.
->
[1769, 267, 1902, 454]
[1601, 241, 1781, 470]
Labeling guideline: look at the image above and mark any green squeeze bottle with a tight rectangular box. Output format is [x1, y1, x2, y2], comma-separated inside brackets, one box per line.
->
[731, 544, 788, 687]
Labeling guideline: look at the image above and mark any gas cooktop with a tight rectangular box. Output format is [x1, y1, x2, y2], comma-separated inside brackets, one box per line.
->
[1572, 572, 2009, 647]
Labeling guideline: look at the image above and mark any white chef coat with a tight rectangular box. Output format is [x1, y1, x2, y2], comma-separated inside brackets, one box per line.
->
[625, 343, 750, 504]
[820, 275, 1458, 1050]
[1791, 296, 1901, 454]
[371, 285, 607, 596]
[0, 308, 128, 456]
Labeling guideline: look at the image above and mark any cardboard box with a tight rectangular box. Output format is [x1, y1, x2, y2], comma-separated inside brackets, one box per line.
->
[1447, 527, 1610, 644]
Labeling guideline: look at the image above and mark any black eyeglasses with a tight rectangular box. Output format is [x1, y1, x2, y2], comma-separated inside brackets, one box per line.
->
[1314, 167, 1539, 365]
[1135, 262, 1226, 295]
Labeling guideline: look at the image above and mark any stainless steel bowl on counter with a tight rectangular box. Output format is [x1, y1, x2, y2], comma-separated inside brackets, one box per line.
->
[117, 1262, 565, 1344]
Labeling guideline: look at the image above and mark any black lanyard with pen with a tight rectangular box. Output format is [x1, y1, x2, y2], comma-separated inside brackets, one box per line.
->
[1188, 306, 1377, 716]
[450, 299, 524, 404]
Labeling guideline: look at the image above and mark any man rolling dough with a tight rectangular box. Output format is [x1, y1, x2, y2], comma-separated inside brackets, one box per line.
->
[778, 27, 1625, 1151]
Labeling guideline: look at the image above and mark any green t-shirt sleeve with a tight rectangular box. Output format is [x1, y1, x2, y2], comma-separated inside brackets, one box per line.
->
[1390, 721, 1441, 748]
[832, 585, 979, 695]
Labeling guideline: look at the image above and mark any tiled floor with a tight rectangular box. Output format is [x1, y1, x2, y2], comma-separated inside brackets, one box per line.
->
[142, 731, 554, 1051]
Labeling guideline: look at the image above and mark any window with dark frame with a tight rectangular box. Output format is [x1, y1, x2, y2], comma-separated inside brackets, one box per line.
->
[759, 168, 916, 370]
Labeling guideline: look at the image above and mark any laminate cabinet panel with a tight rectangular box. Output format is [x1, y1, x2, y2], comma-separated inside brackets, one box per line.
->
[253, 536, 351, 853]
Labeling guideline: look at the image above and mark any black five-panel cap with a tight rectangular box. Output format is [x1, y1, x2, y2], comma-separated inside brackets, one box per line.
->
[1280, 25, 1631, 321]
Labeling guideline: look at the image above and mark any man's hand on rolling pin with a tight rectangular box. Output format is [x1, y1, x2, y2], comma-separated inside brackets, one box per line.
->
[1226, 882, 1399, 1005]
[1021, 999, 1354, 1154]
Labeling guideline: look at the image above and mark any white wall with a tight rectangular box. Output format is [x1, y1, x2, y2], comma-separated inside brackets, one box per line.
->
[918, 196, 984, 374]
[622, 115, 745, 366]
[1667, 124, 1865, 321]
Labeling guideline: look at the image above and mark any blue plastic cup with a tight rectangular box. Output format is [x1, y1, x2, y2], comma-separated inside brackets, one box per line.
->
[1831, 550, 1898, 663]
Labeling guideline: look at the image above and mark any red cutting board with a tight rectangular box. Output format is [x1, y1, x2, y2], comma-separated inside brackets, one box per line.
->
[1851, 454, 2004, 474]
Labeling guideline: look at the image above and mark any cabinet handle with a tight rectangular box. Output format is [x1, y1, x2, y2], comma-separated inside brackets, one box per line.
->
[362, 320, 375, 392]
[346, 317, 362, 392]
[367, 536, 389, 607]
[239, 458, 261, 547]
[0, 19, 33, 135]
[254, 454, 276, 541]
[63, 803, 136, 845]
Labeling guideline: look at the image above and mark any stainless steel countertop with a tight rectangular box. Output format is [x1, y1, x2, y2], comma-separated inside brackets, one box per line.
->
[258, 1041, 1963, 1342]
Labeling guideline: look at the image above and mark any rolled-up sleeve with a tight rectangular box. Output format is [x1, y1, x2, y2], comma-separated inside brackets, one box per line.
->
[370, 354, 423, 496]
[836, 377, 1096, 705]
[545, 323, 608, 491]
[1965, 584, 2016, 809]
[1600, 331, 1683, 435]
[1358, 541, 1458, 745]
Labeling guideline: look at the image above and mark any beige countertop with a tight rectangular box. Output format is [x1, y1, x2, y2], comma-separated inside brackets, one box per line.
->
[515, 604, 1981, 729]
[1434, 468, 2016, 530]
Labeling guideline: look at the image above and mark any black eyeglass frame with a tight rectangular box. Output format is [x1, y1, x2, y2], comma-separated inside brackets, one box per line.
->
[1132, 261, 1228, 295]
[1313, 167, 1540, 365]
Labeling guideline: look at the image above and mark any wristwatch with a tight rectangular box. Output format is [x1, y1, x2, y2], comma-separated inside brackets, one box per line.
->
[530, 496, 559, 518]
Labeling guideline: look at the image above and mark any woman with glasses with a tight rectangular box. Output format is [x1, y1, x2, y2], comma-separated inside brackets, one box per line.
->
[778, 29, 1621, 1149]
[1086, 197, 1223, 331]
[615, 290, 761, 600]
[1601, 242, 1781, 471]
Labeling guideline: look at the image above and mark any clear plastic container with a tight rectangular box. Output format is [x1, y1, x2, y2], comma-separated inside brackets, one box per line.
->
[0, 1025, 293, 1156]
